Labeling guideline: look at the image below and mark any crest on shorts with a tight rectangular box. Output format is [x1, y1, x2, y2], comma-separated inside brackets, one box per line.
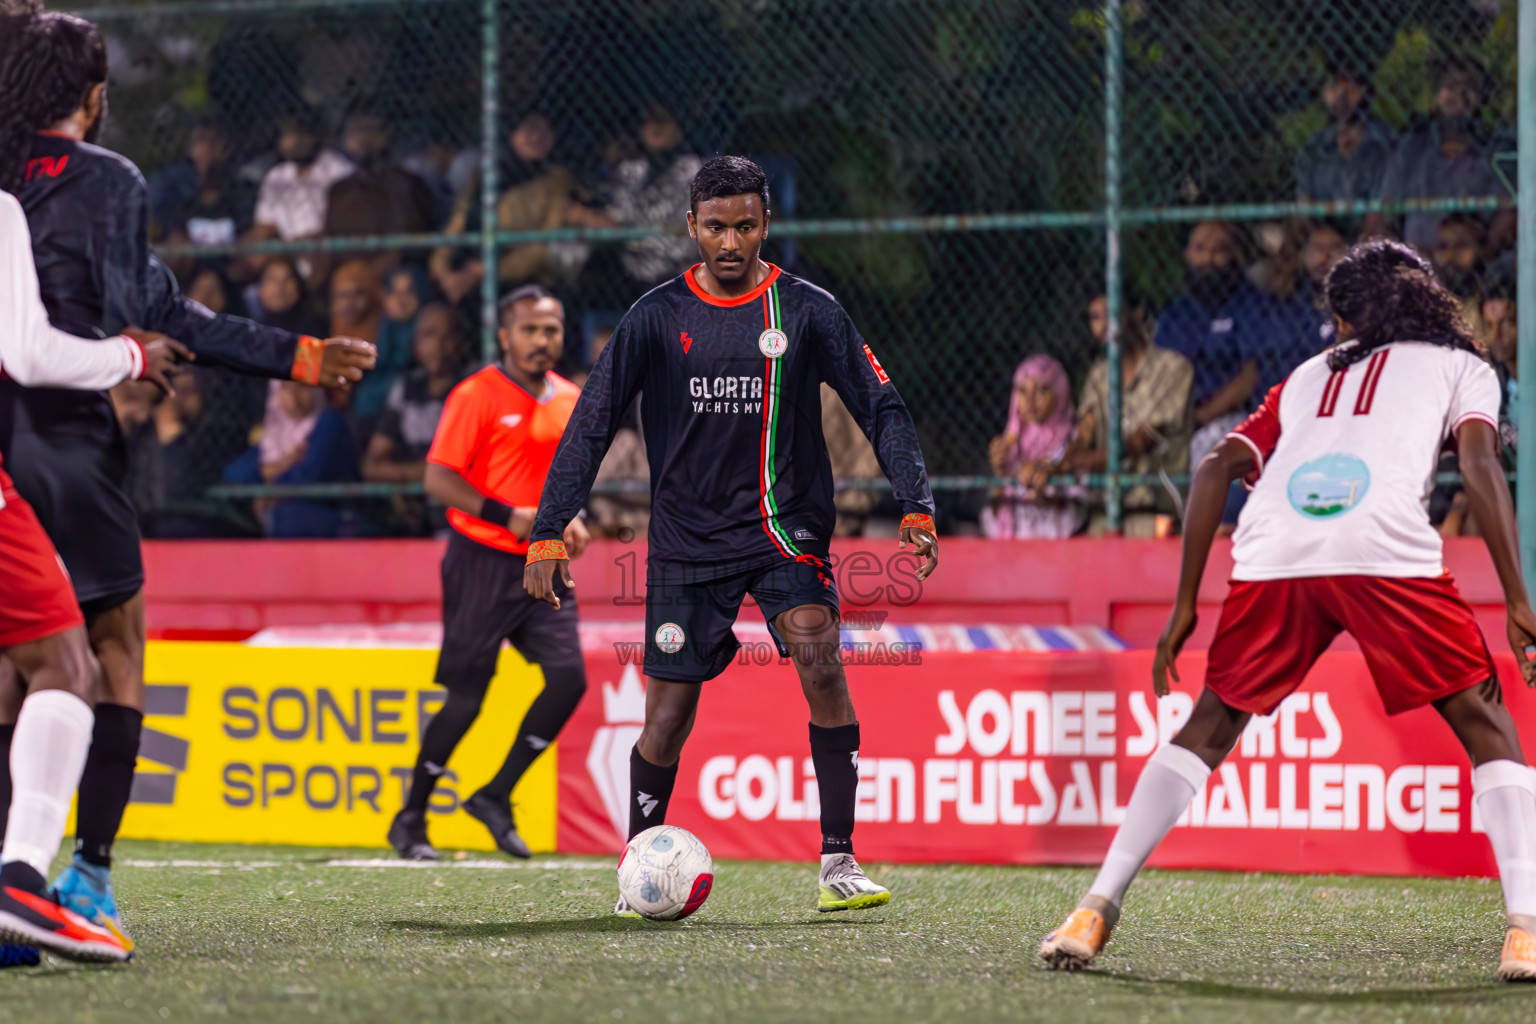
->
[654, 622, 686, 654]
[1287, 453, 1370, 519]
[758, 328, 788, 359]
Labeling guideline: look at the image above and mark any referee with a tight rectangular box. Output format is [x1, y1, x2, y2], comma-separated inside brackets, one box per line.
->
[389, 285, 591, 860]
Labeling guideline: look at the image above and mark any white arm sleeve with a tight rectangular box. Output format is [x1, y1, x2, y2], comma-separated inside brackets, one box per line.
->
[1447, 351, 1502, 436]
[0, 192, 140, 390]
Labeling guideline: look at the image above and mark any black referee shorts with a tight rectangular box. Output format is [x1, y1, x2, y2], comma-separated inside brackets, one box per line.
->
[436, 531, 582, 694]
[0, 416, 142, 616]
[644, 558, 840, 683]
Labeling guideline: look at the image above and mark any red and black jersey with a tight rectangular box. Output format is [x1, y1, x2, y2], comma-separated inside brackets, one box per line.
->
[531, 263, 934, 580]
[10, 133, 301, 436]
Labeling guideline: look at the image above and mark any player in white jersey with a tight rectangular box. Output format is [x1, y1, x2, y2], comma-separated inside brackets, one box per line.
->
[0, 190, 181, 963]
[1040, 240, 1536, 982]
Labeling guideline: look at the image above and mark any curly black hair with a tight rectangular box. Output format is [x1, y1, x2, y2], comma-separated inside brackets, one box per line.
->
[1322, 238, 1481, 371]
[689, 155, 769, 215]
[0, 12, 107, 194]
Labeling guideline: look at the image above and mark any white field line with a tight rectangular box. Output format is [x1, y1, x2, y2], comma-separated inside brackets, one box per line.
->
[120, 858, 608, 871]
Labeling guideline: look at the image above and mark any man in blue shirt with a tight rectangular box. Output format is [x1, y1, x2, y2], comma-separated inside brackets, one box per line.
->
[1294, 66, 1395, 206]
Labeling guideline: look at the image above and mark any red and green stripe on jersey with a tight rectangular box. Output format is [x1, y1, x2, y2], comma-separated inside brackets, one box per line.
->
[758, 281, 804, 560]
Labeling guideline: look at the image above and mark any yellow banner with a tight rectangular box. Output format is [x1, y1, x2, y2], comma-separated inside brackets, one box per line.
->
[120, 642, 555, 852]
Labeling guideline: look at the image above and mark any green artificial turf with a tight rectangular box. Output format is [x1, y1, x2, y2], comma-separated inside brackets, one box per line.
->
[3, 839, 1533, 1023]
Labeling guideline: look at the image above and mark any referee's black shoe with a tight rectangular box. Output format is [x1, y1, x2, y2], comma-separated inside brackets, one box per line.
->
[388, 809, 439, 861]
[463, 791, 532, 859]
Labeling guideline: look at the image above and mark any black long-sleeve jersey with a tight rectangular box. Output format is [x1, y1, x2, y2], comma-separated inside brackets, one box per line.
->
[531, 264, 934, 580]
[9, 133, 301, 436]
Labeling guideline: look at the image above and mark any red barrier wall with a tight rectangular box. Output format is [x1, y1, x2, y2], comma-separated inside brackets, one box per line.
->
[143, 537, 1511, 648]
[560, 647, 1528, 877]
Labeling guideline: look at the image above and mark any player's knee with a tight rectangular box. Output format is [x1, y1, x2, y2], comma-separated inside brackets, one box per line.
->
[543, 661, 587, 699]
[796, 656, 846, 699]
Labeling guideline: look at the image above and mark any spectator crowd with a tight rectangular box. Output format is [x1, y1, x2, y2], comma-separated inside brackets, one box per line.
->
[121, 54, 1519, 541]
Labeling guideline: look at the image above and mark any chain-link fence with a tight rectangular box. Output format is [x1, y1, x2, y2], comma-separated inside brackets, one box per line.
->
[59, 0, 1523, 538]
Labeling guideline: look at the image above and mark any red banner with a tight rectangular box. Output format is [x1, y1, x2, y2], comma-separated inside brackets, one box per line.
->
[560, 647, 1536, 878]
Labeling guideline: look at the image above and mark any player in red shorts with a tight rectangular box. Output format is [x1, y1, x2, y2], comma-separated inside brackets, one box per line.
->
[1041, 239, 1536, 982]
[0, 189, 180, 963]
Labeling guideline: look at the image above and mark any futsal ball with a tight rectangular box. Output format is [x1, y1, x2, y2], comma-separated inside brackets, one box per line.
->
[617, 825, 713, 921]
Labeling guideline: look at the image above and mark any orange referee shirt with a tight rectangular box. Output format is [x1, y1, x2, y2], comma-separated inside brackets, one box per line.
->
[426, 366, 581, 554]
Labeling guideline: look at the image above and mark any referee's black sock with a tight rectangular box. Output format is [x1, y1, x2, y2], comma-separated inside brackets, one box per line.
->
[810, 722, 860, 856]
[403, 688, 483, 814]
[74, 704, 143, 868]
[0, 723, 13, 845]
[628, 746, 678, 841]
[478, 662, 587, 805]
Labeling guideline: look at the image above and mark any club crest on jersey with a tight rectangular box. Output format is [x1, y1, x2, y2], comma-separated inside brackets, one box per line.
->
[1287, 453, 1370, 519]
[654, 622, 686, 654]
[758, 328, 788, 359]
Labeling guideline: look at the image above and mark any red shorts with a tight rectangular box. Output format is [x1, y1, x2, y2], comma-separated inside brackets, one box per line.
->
[1205, 575, 1494, 717]
[0, 468, 84, 648]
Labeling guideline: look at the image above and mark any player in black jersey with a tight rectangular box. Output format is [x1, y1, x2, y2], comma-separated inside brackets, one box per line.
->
[0, 10, 376, 954]
[526, 156, 937, 913]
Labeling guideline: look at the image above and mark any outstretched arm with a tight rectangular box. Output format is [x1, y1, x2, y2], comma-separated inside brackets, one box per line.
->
[1458, 418, 1536, 685]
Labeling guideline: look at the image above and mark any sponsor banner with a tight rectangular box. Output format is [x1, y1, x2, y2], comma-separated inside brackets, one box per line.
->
[559, 649, 1532, 877]
[121, 642, 556, 851]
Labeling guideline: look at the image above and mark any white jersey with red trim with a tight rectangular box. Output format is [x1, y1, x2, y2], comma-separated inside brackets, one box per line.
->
[1227, 341, 1500, 581]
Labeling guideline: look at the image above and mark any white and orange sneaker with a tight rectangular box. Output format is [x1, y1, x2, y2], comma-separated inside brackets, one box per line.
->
[1039, 904, 1113, 971]
[1498, 927, 1536, 982]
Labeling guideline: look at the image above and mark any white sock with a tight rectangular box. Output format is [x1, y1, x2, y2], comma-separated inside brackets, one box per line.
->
[1087, 744, 1212, 908]
[1, 690, 94, 878]
[1473, 759, 1536, 921]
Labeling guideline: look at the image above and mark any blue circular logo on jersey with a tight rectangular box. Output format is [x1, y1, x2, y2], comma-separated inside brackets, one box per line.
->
[1287, 453, 1371, 519]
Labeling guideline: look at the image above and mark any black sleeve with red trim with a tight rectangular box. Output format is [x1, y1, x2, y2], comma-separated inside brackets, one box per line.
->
[814, 303, 935, 522]
[1227, 379, 1284, 488]
[530, 312, 647, 547]
[89, 152, 301, 380]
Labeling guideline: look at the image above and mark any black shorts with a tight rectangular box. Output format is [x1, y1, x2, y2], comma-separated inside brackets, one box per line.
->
[644, 558, 840, 683]
[0, 401, 142, 613]
[436, 531, 582, 693]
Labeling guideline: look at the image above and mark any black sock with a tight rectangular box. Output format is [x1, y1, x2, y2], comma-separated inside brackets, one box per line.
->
[404, 688, 484, 813]
[810, 722, 860, 856]
[75, 704, 143, 868]
[0, 723, 13, 846]
[628, 746, 678, 841]
[478, 662, 586, 804]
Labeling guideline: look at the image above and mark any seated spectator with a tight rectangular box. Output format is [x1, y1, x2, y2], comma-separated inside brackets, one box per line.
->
[1155, 221, 1271, 464]
[148, 118, 254, 258]
[126, 368, 248, 539]
[607, 106, 704, 290]
[185, 263, 243, 318]
[320, 105, 437, 282]
[352, 264, 428, 426]
[1483, 279, 1519, 451]
[329, 259, 384, 346]
[1431, 213, 1489, 339]
[980, 355, 1084, 540]
[223, 381, 357, 538]
[1061, 291, 1193, 538]
[1372, 57, 1513, 253]
[362, 303, 469, 535]
[1265, 219, 1350, 360]
[588, 399, 650, 541]
[1293, 65, 1394, 204]
[245, 108, 354, 280]
[821, 383, 882, 537]
[430, 112, 611, 305]
[246, 256, 328, 337]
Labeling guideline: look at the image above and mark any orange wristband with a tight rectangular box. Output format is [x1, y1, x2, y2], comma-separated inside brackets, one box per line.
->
[290, 335, 324, 385]
[527, 539, 568, 563]
[900, 513, 936, 535]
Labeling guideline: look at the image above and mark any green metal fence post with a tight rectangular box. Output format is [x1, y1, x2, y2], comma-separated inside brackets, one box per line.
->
[1520, 0, 1536, 593]
[1104, 0, 1124, 534]
[479, 0, 500, 365]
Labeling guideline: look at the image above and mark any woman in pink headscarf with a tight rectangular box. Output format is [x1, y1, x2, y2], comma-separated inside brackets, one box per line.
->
[981, 354, 1085, 539]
